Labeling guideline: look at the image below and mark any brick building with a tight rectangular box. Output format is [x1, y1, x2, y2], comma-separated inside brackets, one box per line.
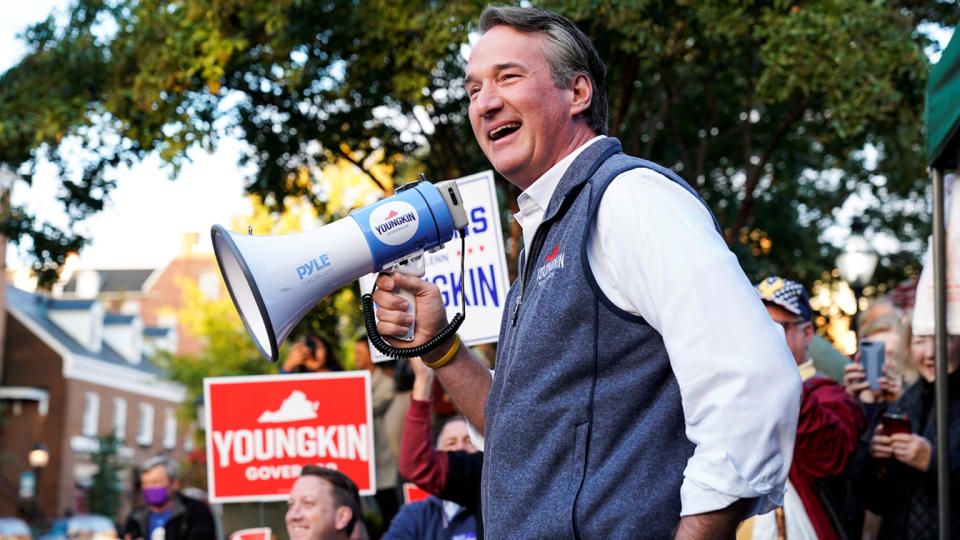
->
[0, 285, 186, 520]
[56, 233, 223, 355]
[0, 233, 223, 522]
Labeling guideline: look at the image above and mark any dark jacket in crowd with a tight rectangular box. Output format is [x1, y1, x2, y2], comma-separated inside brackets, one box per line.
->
[123, 492, 216, 540]
[398, 398, 483, 539]
[383, 495, 477, 540]
[857, 369, 960, 539]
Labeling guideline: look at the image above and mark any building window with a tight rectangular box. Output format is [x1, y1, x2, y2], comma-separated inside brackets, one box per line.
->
[76, 270, 101, 298]
[198, 271, 222, 300]
[136, 403, 154, 446]
[113, 398, 127, 441]
[162, 409, 177, 450]
[156, 312, 178, 330]
[82, 392, 100, 437]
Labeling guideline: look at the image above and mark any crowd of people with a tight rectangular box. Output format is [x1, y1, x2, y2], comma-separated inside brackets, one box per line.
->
[123, 5, 956, 540]
[119, 273, 957, 540]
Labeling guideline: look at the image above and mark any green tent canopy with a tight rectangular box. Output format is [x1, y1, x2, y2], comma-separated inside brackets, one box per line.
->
[926, 29, 960, 168]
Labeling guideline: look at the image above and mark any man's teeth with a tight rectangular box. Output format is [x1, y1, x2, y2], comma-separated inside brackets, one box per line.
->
[490, 123, 521, 140]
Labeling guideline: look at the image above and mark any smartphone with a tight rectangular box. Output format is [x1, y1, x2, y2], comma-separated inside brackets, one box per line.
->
[881, 413, 911, 435]
[859, 338, 885, 391]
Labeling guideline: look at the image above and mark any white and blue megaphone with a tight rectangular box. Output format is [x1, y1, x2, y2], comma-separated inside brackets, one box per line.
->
[211, 178, 469, 362]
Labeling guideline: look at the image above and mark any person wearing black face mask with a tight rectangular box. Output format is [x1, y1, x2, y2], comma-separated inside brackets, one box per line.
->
[123, 454, 216, 540]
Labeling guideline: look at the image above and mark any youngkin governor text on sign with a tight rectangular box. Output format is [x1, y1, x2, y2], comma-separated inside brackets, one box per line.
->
[204, 372, 375, 502]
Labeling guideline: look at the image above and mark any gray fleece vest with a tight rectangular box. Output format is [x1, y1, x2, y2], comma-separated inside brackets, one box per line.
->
[482, 138, 720, 539]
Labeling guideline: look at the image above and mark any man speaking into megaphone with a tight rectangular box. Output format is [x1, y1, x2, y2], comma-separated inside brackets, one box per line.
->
[370, 7, 802, 540]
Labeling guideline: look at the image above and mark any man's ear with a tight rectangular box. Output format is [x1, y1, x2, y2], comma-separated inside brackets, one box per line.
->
[334, 506, 353, 532]
[569, 73, 593, 116]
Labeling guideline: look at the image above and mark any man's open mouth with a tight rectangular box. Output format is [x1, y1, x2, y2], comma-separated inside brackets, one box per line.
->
[489, 122, 521, 140]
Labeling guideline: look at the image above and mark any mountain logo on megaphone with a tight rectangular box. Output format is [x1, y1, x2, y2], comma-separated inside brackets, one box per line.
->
[370, 201, 419, 246]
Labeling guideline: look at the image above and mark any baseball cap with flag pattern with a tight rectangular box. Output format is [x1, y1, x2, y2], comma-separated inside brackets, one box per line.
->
[755, 276, 812, 321]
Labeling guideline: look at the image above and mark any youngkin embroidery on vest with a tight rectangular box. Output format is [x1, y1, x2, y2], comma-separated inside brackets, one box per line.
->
[535, 249, 565, 286]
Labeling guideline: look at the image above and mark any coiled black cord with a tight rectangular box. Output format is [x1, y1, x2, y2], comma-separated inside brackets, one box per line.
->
[361, 235, 466, 359]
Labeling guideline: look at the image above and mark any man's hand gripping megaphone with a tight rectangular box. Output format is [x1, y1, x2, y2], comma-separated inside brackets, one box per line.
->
[372, 271, 457, 364]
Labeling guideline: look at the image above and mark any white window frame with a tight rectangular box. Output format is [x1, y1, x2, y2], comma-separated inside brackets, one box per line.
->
[112, 397, 127, 441]
[198, 271, 222, 300]
[82, 392, 100, 437]
[162, 409, 177, 449]
[136, 403, 154, 446]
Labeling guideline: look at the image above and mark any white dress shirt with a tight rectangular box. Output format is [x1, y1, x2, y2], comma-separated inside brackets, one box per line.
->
[508, 136, 801, 517]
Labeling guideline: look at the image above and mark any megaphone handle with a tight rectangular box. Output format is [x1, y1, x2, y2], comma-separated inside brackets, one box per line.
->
[395, 285, 417, 342]
[361, 234, 466, 359]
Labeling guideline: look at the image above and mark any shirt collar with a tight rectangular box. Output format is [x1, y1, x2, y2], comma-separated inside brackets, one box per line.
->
[798, 359, 817, 382]
[515, 135, 606, 227]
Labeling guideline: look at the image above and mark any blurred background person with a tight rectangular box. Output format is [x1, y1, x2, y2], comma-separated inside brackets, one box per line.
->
[743, 277, 866, 540]
[353, 336, 400, 530]
[856, 331, 960, 539]
[844, 312, 915, 410]
[854, 250, 960, 539]
[384, 411, 478, 540]
[123, 454, 215, 540]
[397, 357, 483, 538]
[282, 334, 343, 373]
[383, 359, 414, 472]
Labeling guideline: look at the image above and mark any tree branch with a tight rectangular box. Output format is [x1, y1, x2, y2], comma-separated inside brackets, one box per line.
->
[331, 146, 387, 193]
[724, 102, 806, 245]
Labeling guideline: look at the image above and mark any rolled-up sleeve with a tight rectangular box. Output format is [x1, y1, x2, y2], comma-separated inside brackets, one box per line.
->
[589, 170, 802, 516]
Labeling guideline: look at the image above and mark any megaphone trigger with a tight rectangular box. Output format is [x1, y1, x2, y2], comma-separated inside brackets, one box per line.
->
[393, 284, 417, 342]
[379, 251, 425, 341]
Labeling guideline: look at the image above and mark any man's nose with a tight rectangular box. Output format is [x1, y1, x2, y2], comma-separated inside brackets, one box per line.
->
[472, 85, 503, 117]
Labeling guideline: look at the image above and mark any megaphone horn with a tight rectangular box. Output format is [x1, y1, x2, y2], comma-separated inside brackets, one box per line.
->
[212, 179, 469, 362]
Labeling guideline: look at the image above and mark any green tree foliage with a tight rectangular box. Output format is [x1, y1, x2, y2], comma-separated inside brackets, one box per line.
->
[561, 0, 956, 287]
[87, 434, 122, 520]
[0, 0, 956, 291]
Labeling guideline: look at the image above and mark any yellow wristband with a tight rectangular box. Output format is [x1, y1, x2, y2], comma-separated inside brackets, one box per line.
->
[424, 335, 461, 369]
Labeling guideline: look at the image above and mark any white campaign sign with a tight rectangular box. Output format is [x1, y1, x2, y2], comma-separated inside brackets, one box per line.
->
[360, 171, 510, 361]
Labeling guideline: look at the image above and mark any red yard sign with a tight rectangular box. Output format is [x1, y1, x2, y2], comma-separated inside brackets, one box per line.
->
[204, 372, 375, 502]
[229, 528, 271, 540]
[402, 482, 431, 504]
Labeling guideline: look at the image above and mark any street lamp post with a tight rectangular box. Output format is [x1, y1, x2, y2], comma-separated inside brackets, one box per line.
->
[28, 442, 49, 525]
[836, 219, 880, 338]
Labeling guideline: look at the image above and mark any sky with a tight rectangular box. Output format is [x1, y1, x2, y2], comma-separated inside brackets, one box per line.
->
[0, 3, 955, 273]
[1, 0, 252, 271]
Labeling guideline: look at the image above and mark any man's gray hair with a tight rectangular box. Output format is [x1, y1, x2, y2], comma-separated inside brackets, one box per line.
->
[478, 6, 608, 135]
[141, 454, 179, 481]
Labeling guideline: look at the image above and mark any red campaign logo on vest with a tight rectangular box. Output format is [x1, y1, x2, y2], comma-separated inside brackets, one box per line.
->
[544, 245, 560, 261]
[536, 245, 565, 285]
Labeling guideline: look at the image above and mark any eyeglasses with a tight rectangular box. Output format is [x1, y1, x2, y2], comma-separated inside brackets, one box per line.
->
[775, 319, 809, 331]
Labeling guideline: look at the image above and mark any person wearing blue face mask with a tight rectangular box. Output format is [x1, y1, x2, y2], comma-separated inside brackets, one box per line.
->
[123, 454, 216, 540]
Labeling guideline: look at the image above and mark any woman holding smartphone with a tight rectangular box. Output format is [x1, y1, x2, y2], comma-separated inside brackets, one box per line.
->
[843, 312, 913, 408]
[856, 320, 960, 538]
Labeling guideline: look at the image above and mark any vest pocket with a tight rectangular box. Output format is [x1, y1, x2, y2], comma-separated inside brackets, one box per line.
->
[569, 420, 590, 538]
